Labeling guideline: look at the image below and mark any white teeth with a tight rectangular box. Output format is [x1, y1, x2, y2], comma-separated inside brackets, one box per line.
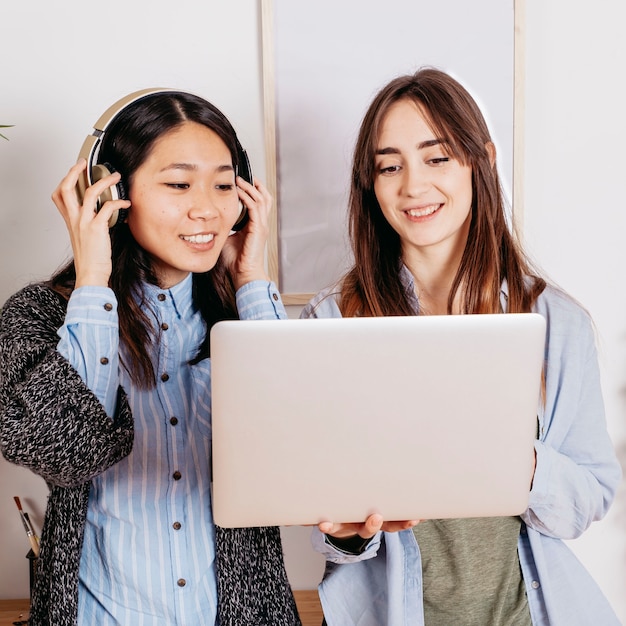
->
[407, 204, 440, 217]
[182, 233, 214, 244]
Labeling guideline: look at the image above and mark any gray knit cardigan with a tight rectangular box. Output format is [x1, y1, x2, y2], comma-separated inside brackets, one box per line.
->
[0, 284, 301, 626]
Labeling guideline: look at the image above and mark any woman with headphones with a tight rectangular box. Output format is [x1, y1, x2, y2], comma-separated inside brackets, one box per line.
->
[0, 90, 300, 626]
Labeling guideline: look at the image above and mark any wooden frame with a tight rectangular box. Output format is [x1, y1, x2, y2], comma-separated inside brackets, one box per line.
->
[262, 0, 525, 306]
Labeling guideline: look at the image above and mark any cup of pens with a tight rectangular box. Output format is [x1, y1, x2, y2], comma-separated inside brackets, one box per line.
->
[14, 496, 40, 602]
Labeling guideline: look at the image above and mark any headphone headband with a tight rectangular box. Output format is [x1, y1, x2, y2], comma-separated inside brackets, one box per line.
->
[78, 88, 178, 173]
[92, 88, 176, 132]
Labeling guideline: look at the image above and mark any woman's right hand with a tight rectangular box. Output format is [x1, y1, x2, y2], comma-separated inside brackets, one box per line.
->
[318, 514, 420, 540]
[51, 158, 131, 288]
[219, 176, 274, 289]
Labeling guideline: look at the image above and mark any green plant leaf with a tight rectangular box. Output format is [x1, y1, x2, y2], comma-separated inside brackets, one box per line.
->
[1, 125, 14, 140]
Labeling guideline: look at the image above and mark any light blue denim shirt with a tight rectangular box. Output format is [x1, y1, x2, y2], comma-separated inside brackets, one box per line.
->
[57, 276, 286, 625]
[301, 267, 622, 626]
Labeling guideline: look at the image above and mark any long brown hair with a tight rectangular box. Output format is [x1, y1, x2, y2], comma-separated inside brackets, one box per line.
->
[339, 68, 545, 317]
[49, 92, 244, 388]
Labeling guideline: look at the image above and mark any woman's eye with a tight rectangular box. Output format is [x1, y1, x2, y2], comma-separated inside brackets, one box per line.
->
[216, 184, 235, 191]
[378, 164, 401, 175]
[428, 157, 450, 165]
[165, 183, 190, 190]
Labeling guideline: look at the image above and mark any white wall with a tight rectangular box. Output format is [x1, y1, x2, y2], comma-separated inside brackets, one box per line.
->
[522, 2, 626, 621]
[1, 1, 624, 622]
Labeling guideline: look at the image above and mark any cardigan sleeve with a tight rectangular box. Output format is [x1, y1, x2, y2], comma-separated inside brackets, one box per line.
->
[0, 284, 133, 488]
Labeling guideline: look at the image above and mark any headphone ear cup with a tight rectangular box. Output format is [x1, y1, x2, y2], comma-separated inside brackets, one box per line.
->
[236, 146, 253, 185]
[105, 162, 128, 202]
[231, 146, 252, 232]
[91, 163, 128, 228]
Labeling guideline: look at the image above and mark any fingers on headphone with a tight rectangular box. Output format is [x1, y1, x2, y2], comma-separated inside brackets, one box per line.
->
[100, 163, 128, 202]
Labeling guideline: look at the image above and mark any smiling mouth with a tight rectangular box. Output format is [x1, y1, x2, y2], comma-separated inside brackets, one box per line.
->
[181, 233, 215, 244]
[406, 204, 442, 218]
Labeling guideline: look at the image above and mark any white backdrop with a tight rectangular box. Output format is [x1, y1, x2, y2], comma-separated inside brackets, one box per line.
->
[0, 1, 624, 622]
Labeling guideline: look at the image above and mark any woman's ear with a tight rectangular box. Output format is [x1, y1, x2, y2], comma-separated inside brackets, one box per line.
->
[485, 141, 496, 168]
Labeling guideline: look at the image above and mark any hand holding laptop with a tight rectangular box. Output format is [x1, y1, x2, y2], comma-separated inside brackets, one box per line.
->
[318, 514, 419, 539]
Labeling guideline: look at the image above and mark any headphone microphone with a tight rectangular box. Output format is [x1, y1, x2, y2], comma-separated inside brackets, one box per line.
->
[75, 88, 252, 230]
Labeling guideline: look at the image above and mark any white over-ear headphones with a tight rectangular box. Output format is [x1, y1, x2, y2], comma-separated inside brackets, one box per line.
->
[76, 88, 252, 230]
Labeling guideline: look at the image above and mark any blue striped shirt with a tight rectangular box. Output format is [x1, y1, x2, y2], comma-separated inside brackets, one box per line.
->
[57, 275, 286, 625]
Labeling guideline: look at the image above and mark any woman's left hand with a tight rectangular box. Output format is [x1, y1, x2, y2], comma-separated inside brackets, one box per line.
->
[318, 514, 420, 539]
[220, 176, 274, 290]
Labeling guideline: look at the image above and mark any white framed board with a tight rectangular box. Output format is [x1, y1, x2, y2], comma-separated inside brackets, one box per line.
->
[262, 0, 524, 304]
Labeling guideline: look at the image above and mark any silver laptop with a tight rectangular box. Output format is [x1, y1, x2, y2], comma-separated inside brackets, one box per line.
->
[210, 313, 545, 528]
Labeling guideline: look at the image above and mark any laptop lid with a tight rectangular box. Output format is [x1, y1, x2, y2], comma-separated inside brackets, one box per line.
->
[210, 313, 545, 528]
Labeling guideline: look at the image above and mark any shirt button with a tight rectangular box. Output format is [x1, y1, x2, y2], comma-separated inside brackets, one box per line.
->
[103, 302, 113, 311]
[100, 357, 109, 365]
[531, 580, 540, 589]
[177, 578, 186, 587]
[173, 521, 182, 530]
[172, 471, 182, 480]
[161, 373, 170, 382]
[158, 293, 166, 302]
[272, 293, 279, 301]
[161, 322, 169, 331]
[170, 417, 179, 426]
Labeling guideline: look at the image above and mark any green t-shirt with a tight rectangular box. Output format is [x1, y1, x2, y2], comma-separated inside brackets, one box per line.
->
[413, 517, 532, 626]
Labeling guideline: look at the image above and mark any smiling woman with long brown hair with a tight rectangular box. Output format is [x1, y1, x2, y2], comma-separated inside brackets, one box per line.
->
[302, 68, 621, 626]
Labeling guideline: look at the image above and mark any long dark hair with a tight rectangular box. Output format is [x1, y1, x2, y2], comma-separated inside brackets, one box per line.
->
[49, 91, 245, 388]
[339, 67, 545, 317]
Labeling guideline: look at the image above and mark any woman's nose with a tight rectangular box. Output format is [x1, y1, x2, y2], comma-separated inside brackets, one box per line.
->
[187, 190, 220, 220]
[403, 162, 429, 196]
